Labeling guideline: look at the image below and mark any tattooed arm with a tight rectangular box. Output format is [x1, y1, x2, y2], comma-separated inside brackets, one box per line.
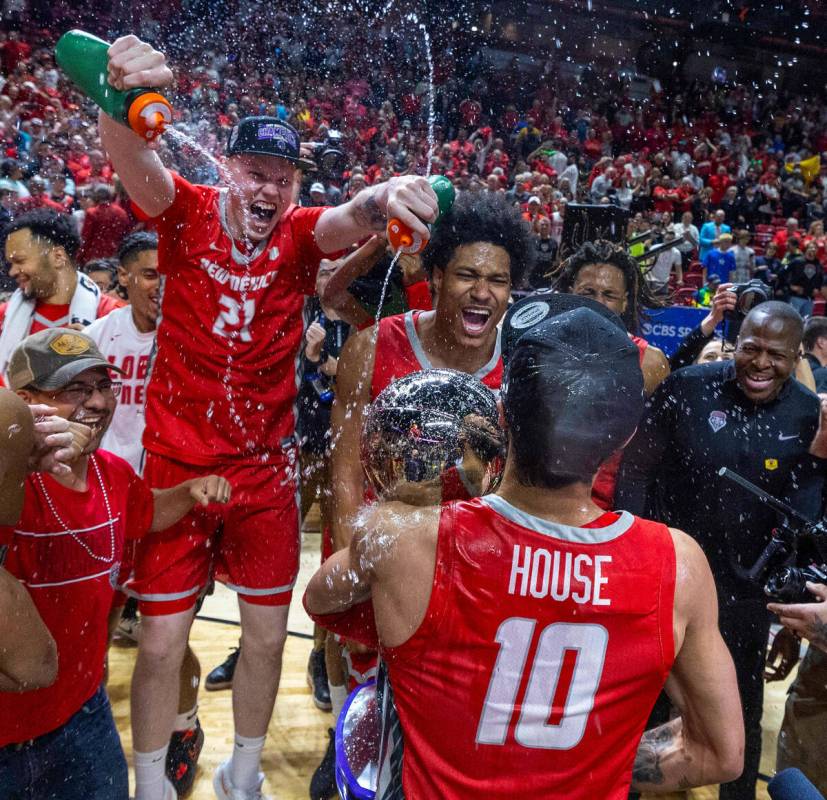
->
[631, 530, 744, 793]
[314, 175, 438, 253]
[768, 581, 827, 653]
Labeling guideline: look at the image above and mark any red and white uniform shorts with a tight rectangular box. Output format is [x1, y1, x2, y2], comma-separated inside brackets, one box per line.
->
[128, 452, 300, 616]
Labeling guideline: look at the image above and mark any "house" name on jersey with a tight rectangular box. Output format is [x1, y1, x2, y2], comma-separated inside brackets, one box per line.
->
[508, 545, 611, 606]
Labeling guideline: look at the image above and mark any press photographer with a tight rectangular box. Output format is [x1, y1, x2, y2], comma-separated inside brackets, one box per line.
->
[616, 300, 825, 800]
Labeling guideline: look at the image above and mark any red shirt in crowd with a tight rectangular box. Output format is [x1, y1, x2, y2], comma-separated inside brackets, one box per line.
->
[1, 39, 31, 73]
[143, 172, 328, 466]
[77, 201, 133, 263]
[0, 451, 153, 746]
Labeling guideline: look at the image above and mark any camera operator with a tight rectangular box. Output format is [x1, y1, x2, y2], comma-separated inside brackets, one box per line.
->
[616, 301, 825, 800]
[768, 578, 827, 794]
[668, 282, 738, 371]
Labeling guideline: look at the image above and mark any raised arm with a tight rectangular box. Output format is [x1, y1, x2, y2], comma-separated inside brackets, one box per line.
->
[98, 36, 175, 217]
[329, 327, 376, 551]
[631, 530, 744, 792]
[315, 176, 438, 254]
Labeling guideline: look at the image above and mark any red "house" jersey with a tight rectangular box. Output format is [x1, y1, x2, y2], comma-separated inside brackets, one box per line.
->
[145, 173, 328, 466]
[378, 495, 676, 800]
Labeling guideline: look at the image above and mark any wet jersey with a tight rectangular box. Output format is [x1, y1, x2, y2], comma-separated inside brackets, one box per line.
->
[145, 172, 328, 466]
[370, 310, 502, 400]
[377, 496, 676, 800]
[304, 311, 504, 652]
[592, 335, 649, 510]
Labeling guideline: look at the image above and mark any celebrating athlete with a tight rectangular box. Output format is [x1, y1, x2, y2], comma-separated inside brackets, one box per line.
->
[98, 34, 439, 800]
[306, 306, 744, 799]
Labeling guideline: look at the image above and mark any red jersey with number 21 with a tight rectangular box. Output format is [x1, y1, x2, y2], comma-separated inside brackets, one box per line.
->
[146, 173, 328, 465]
[379, 495, 676, 800]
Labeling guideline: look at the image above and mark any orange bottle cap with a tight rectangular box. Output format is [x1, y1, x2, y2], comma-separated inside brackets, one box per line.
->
[387, 218, 427, 254]
[127, 91, 173, 141]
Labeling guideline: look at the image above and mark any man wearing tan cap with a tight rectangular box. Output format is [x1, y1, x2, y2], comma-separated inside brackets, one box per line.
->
[0, 328, 231, 799]
[702, 231, 736, 284]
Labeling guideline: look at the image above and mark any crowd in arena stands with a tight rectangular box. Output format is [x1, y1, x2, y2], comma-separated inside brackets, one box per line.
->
[2, 6, 827, 307]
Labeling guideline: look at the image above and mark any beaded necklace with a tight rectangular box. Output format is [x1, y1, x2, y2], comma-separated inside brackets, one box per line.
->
[34, 455, 116, 564]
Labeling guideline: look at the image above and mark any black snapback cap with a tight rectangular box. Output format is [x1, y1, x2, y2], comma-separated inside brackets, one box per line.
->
[226, 117, 316, 170]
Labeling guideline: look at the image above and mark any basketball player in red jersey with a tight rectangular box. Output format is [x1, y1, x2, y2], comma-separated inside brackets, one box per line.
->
[331, 192, 534, 552]
[306, 306, 744, 799]
[98, 34, 440, 800]
[552, 240, 670, 509]
[309, 193, 531, 795]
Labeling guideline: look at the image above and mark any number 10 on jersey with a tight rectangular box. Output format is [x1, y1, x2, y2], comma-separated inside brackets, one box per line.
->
[476, 619, 608, 750]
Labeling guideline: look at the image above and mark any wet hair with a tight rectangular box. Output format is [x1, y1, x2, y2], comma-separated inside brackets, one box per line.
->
[551, 239, 664, 334]
[3, 208, 81, 261]
[803, 316, 827, 352]
[82, 257, 118, 288]
[421, 192, 534, 288]
[743, 300, 804, 349]
[118, 231, 158, 267]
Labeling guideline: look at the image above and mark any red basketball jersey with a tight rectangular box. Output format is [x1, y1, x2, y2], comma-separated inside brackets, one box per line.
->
[370, 310, 502, 400]
[378, 495, 676, 800]
[306, 311, 504, 651]
[592, 334, 649, 510]
[145, 172, 328, 466]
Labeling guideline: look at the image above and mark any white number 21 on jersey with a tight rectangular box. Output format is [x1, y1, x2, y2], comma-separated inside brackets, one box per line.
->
[476, 619, 608, 750]
[212, 294, 256, 343]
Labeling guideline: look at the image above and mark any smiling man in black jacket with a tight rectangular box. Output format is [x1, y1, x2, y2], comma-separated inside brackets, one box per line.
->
[616, 300, 824, 800]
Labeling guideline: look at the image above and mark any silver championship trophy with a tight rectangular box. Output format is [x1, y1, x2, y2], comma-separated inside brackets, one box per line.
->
[336, 369, 506, 799]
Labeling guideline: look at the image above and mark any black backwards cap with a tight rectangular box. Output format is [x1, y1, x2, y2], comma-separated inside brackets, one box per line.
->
[502, 291, 626, 363]
[503, 303, 645, 482]
[227, 117, 316, 170]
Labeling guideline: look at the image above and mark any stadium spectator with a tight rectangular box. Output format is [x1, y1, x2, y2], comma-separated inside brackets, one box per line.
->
[76, 184, 132, 263]
[773, 217, 801, 259]
[702, 232, 736, 284]
[700, 209, 731, 260]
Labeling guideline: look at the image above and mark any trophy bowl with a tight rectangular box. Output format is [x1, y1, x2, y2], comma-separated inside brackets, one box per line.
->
[360, 368, 505, 505]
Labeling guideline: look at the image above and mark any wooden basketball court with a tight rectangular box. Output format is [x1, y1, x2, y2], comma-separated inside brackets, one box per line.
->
[107, 527, 791, 800]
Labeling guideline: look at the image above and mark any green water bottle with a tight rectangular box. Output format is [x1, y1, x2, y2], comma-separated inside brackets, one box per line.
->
[387, 175, 456, 254]
[55, 30, 172, 141]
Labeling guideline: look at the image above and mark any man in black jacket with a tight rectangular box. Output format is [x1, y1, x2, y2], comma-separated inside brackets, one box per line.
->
[616, 300, 825, 800]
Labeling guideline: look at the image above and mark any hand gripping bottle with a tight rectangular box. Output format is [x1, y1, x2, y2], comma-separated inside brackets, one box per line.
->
[55, 30, 172, 142]
[387, 175, 456, 255]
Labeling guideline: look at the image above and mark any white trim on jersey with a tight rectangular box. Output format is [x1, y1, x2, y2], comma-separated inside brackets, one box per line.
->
[403, 310, 502, 381]
[127, 585, 203, 603]
[25, 566, 114, 589]
[481, 495, 635, 544]
[224, 579, 296, 596]
[14, 516, 121, 538]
